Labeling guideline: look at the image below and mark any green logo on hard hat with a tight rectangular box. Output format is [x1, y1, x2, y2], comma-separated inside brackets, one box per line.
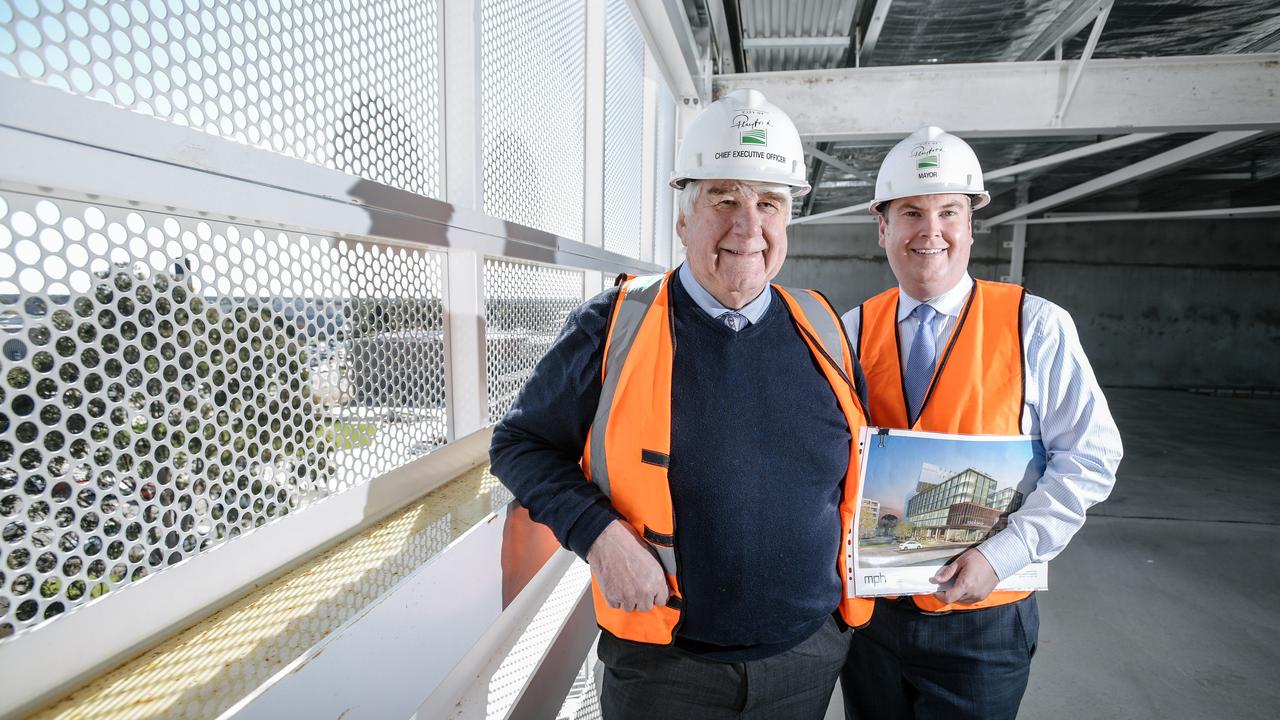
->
[740, 128, 768, 145]
[916, 154, 939, 170]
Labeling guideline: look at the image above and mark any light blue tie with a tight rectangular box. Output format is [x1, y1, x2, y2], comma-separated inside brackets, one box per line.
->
[904, 304, 939, 423]
[720, 311, 747, 332]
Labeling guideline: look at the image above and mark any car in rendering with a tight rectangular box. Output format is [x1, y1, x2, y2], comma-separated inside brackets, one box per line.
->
[898, 539, 923, 551]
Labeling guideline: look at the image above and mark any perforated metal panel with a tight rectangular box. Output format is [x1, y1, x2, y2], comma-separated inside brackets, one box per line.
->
[479, 0, 586, 242]
[602, 0, 645, 259]
[0, 0, 442, 199]
[0, 189, 447, 639]
[485, 558, 592, 719]
[483, 258, 583, 423]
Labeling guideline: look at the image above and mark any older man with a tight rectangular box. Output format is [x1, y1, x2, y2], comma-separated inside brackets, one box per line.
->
[840, 126, 1123, 719]
[490, 89, 873, 718]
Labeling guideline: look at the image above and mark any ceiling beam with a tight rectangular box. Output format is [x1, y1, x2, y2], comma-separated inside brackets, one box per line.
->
[984, 133, 1167, 182]
[1014, 0, 1113, 62]
[743, 36, 855, 49]
[626, 0, 707, 102]
[805, 145, 877, 184]
[1054, 1, 1112, 125]
[1009, 205, 1280, 224]
[704, 0, 736, 74]
[714, 54, 1280, 140]
[858, 0, 895, 66]
[979, 131, 1268, 228]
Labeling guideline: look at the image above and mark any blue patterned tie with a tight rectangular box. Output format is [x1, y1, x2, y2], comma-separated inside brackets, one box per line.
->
[720, 311, 747, 332]
[904, 304, 938, 423]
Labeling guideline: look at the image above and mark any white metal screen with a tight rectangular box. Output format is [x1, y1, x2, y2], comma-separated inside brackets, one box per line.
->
[0, 0, 442, 198]
[0, 189, 447, 639]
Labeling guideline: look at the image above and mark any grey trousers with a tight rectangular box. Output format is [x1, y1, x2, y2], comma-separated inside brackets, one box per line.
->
[598, 616, 851, 720]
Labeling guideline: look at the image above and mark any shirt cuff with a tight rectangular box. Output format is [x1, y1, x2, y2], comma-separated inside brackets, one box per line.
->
[977, 529, 1035, 581]
[565, 500, 623, 561]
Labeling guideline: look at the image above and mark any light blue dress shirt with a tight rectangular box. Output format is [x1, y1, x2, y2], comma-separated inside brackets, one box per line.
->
[841, 274, 1124, 580]
[677, 263, 771, 330]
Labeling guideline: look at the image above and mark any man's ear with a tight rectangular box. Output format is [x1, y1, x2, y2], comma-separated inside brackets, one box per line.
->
[676, 212, 688, 246]
[876, 214, 888, 248]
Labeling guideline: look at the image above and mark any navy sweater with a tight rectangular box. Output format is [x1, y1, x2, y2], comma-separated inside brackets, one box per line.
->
[489, 272, 856, 659]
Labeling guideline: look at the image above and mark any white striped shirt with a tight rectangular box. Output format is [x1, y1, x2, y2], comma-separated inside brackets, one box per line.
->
[841, 275, 1124, 580]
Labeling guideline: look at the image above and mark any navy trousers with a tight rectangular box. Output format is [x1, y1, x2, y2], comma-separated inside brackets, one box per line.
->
[841, 596, 1039, 720]
[599, 616, 851, 719]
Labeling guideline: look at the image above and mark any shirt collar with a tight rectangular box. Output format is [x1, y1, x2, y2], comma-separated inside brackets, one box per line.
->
[897, 273, 974, 322]
[677, 263, 772, 324]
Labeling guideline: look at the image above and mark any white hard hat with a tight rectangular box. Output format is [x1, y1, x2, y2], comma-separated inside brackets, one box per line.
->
[869, 126, 990, 214]
[670, 89, 811, 197]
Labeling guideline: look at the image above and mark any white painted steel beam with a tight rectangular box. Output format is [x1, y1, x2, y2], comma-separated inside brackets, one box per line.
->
[1015, 205, 1280, 224]
[983, 133, 1167, 182]
[858, 0, 895, 66]
[1014, 0, 1113, 62]
[714, 55, 1280, 141]
[625, 0, 707, 102]
[980, 131, 1268, 228]
[791, 203, 872, 225]
[0, 77, 660, 277]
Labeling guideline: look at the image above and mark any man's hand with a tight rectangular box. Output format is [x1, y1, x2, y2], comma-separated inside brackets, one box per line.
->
[930, 548, 999, 605]
[586, 520, 670, 612]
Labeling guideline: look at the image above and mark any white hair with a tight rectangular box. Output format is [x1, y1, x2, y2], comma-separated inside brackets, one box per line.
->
[677, 180, 794, 222]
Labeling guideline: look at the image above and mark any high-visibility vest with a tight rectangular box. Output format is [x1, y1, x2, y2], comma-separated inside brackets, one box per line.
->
[857, 280, 1031, 613]
[583, 270, 874, 644]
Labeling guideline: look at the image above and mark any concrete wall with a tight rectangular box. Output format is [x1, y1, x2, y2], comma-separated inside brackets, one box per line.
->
[778, 218, 1280, 389]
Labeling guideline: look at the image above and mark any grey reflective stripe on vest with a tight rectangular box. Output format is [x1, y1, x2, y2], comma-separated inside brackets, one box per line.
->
[588, 274, 665, 498]
[652, 544, 677, 576]
[780, 286, 846, 368]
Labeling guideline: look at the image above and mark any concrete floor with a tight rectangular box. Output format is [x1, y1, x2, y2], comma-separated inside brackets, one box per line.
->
[1022, 388, 1280, 719]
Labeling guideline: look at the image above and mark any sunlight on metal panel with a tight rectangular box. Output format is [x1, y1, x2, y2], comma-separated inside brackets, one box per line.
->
[25, 463, 509, 720]
[0, 0, 443, 199]
[602, 0, 647, 259]
[480, 0, 587, 242]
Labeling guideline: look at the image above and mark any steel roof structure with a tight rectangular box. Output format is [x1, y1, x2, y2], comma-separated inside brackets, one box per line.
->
[632, 0, 1280, 224]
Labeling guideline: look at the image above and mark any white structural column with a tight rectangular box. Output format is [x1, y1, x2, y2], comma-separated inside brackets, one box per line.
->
[715, 55, 1280, 141]
[640, 49, 659, 264]
[585, 0, 606, 248]
[980, 131, 1267, 228]
[444, 0, 483, 210]
[442, 0, 489, 439]
[1002, 183, 1030, 285]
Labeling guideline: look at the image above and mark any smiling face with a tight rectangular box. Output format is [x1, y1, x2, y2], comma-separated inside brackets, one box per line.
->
[877, 193, 974, 300]
[677, 181, 790, 309]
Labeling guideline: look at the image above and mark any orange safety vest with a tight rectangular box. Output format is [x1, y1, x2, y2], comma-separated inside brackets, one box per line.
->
[582, 270, 874, 644]
[857, 280, 1031, 613]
